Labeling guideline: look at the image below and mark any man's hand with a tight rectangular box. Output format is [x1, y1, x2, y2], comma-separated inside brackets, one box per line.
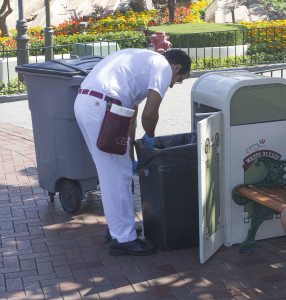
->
[142, 133, 155, 147]
[132, 160, 138, 175]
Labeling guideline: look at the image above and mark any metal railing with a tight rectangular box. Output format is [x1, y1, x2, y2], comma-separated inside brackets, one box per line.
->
[1, 25, 286, 95]
[254, 67, 286, 78]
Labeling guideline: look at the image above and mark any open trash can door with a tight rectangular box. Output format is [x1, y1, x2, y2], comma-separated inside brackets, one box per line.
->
[198, 111, 223, 263]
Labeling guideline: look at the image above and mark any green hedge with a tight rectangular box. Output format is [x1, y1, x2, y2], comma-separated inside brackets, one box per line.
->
[148, 23, 248, 48]
[1, 31, 146, 57]
[191, 52, 286, 70]
[29, 31, 146, 56]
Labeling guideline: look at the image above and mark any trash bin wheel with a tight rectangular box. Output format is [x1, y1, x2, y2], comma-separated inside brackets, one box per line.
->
[58, 180, 82, 214]
[48, 192, 55, 202]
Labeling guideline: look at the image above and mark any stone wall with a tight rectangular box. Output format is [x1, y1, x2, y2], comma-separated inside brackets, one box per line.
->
[205, 0, 286, 24]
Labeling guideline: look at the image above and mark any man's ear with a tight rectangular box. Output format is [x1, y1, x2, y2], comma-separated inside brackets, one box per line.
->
[172, 64, 182, 73]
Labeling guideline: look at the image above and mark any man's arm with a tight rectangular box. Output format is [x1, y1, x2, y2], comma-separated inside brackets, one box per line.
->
[129, 105, 138, 161]
[141, 89, 162, 138]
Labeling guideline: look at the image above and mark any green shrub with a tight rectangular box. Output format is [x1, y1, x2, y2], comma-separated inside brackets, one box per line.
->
[29, 31, 146, 56]
[191, 52, 286, 71]
[97, 31, 147, 49]
[0, 78, 27, 95]
[148, 23, 248, 48]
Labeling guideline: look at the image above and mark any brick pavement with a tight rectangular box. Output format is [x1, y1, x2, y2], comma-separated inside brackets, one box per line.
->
[1, 120, 286, 300]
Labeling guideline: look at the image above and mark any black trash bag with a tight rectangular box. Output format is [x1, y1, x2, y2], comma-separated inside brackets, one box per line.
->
[135, 132, 197, 172]
[134, 132, 199, 250]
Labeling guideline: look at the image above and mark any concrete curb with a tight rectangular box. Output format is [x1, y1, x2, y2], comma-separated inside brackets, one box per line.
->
[0, 93, 28, 104]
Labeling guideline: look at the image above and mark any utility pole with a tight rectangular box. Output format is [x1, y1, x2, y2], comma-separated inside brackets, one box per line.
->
[45, 0, 54, 61]
[16, 0, 29, 80]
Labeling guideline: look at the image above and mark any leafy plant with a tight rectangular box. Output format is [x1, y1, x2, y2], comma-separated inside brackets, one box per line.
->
[191, 52, 286, 71]
[240, 21, 286, 55]
[52, 11, 154, 36]
[95, 31, 147, 49]
[0, 78, 26, 95]
[261, 0, 286, 11]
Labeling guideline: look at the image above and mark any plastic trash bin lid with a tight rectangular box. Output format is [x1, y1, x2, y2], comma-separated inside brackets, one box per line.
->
[15, 55, 104, 77]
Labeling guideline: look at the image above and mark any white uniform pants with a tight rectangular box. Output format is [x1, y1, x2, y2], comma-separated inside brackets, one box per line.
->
[74, 93, 137, 243]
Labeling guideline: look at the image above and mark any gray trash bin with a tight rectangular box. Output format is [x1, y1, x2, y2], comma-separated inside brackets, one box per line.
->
[16, 55, 104, 213]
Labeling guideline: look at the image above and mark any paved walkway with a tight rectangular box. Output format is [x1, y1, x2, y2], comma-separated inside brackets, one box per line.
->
[1, 120, 286, 300]
[0, 77, 197, 136]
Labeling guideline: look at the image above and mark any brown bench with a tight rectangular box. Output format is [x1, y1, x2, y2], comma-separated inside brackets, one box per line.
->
[232, 156, 286, 252]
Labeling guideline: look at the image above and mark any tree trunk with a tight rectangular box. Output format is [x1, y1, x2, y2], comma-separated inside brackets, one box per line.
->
[0, 0, 13, 37]
[168, 0, 176, 23]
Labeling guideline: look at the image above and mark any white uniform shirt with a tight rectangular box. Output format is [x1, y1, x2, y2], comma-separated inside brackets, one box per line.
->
[81, 48, 172, 108]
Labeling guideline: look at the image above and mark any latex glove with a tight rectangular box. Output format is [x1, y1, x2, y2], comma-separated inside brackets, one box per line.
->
[132, 160, 138, 175]
[142, 133, 155, 147]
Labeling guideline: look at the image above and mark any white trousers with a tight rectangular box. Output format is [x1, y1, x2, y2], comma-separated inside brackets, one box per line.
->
[74, 93, 137, 243]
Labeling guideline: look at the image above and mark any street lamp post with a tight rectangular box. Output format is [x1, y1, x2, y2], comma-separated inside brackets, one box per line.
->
[45, 0, 54, 61]
[16, 0, 29, 80]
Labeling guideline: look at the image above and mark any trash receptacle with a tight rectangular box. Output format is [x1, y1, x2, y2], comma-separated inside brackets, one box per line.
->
[16, 55, 104, 214]
[191, 70, 286, 263]
[134, 132, 199, 250]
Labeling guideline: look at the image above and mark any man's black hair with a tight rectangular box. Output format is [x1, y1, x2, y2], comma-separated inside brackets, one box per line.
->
[162, 49, 191, 75]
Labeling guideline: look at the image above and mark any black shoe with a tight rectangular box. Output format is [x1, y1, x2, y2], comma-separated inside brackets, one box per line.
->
[105, 224, 142, 242]
[109, 238, 157, 256]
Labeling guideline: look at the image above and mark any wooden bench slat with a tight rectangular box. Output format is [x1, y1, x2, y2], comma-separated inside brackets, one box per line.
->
[237, 186, 286, 213]
[266, 186, 286, 198]
[248, 186, 286, 205]
[276, 187, 286, 197]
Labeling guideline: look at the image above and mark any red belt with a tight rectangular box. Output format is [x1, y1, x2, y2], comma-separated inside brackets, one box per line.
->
[78, 88, 122, 106]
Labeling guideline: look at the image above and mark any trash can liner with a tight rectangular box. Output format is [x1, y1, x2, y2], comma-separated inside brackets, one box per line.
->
[134, 132, 199, 250]
[155, 131, 196, 148]
[135, 132, 197, 171]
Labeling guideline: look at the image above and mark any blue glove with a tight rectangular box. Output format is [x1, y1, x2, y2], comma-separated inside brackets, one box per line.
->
[132, 160, 138, 175]
[142, 133, 155, 147]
